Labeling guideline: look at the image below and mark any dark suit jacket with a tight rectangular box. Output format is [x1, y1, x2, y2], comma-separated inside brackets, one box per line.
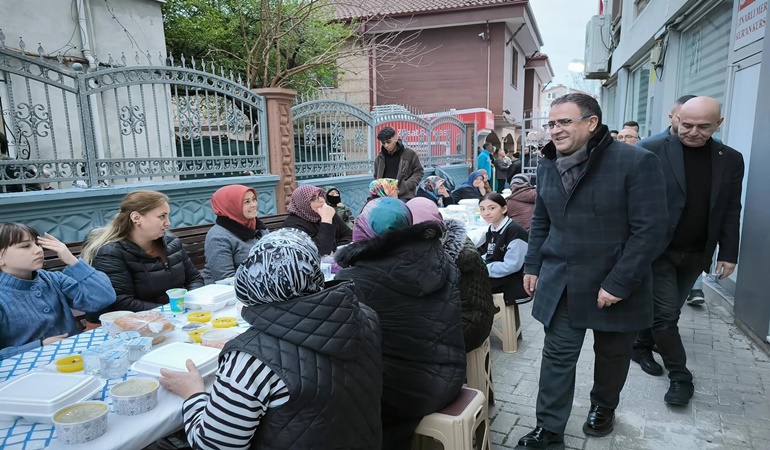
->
[638, 135, 744, 271]
[523, 126, 668, 332]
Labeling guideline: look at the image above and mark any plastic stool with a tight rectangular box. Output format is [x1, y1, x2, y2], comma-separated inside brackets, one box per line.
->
[413, 387, 491, 450]
[491, 293, 522, 353]
[465, 337, 494, 405]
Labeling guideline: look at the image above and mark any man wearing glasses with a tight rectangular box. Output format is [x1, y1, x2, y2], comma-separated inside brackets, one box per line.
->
[516, 93, 668, 449]
[616, 128, 640, 144]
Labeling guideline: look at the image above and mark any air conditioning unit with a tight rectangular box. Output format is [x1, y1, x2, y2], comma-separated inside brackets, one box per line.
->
[584, 15, 611, 79]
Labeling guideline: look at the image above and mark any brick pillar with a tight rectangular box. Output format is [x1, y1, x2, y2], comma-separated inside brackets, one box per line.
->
[254, 88, 297, 213]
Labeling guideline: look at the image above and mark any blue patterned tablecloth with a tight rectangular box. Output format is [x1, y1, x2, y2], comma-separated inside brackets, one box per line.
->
[0, 305, 192, 450]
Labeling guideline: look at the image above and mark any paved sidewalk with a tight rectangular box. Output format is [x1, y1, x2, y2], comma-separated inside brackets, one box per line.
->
[488, 290, 770, 449]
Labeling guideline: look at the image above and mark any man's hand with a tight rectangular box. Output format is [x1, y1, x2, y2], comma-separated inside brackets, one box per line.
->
[318, 204, 337, 223]
[523, 275, 538, 297]
[159, 359, 206, 400]
[38, 233, 78, 266]
[597, 288, 622, 309]
[715, 261, 736, 280]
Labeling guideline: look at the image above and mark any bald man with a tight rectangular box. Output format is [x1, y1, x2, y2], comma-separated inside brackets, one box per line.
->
[632, 96, 744, 406]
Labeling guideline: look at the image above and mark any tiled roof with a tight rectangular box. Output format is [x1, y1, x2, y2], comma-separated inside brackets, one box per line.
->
[335, 0, 526, 20]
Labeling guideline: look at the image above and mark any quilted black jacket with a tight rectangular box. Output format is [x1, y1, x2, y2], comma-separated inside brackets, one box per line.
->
[335, 222, 466, 421]
[225, 280, 383, 450]
[88, 234, 203, 320]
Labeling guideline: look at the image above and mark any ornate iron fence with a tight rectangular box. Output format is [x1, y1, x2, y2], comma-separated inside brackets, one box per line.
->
[0, 36, 268, 192]
[291, 99, 467, 179]
[520, 116, 550, 174]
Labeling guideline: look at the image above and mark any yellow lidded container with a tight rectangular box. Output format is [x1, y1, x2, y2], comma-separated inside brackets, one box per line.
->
[212, 317, 237, 328]
[187, 311, 212, 323]
[56, 355, 84, 373]
[188, 328, 210, 343]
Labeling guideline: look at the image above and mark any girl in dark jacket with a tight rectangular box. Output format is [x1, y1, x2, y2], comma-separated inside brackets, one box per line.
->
[450, 170, 488, 203]
[81, 190, 203, 318]
[406, 197, 495, 352]
[477, 193, 529, 304]
[335, 198, 465, 450]
[282, 185, 352, 256]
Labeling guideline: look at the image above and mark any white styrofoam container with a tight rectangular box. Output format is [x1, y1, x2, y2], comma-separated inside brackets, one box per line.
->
[185, 285, 236, 310]
[0, 372, 106, 423]
[130, 342, 220, 378]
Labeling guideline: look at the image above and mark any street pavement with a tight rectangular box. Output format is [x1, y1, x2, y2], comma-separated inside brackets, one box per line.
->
[488, 288, 770, 450]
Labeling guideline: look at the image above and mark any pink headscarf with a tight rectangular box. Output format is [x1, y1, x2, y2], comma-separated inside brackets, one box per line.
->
[211, 185, 258, 229]
[288, 185, 325, 222]
[406, 197, 443, 224]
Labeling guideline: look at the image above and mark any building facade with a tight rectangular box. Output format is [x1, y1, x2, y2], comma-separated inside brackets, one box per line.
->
[594, 0, 769, 346]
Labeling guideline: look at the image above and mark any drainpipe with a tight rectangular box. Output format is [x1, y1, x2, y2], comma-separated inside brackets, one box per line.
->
[486, 21, 491, 111]
[75, 0, 107, 185]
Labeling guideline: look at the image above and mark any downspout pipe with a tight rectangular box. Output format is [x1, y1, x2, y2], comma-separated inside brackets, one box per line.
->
[486, 21, 491, 111]
[76, 0, 96, 67]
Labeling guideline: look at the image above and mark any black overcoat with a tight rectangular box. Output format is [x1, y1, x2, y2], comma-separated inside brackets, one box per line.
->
[524, 125, 668, 332]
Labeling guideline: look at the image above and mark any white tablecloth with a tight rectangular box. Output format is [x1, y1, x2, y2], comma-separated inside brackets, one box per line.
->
[0, 303, 245, 450]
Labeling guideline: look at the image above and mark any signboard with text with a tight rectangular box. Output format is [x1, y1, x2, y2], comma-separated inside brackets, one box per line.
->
[734, 0, 768, 50]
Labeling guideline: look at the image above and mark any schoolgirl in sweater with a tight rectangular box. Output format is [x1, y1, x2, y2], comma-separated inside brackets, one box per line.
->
[0, 223, 115, 359]
[477, 193, 530, 304]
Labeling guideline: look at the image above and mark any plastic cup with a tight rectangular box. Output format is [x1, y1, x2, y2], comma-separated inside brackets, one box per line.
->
[166, 288, 187, 313]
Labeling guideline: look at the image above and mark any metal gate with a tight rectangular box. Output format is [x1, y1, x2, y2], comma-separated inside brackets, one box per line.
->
[0, 38, 268, 192]
[519, 116, 550, 174]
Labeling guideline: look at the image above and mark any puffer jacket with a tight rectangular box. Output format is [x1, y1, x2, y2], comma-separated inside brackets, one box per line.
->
[225, 280, 383, 450]
[506, 183, 536, 231]
[334, 222, 465, 422]
[88, 234, 203, 320]
[443, 220, 495, 352]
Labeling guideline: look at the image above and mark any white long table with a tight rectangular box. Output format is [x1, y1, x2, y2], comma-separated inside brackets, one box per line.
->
[0, 303, 245, 450]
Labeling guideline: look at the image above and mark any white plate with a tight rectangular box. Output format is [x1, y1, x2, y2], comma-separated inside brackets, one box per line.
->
[131, 342, 220, 378]
[0, 372, 105, 424]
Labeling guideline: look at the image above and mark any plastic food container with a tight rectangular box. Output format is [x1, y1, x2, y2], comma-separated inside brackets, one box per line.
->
[109, 378, 159, 416]
[185, 285, 236, 311]
[212, 317, 237, 328]
[53, 401, 109, 444]
[0, 372, 105, 423]
[125, 337, 154, 363]
[131, 342, 220, 378]
[201, 328, 240, 345]
[187, 311, 212, 323]
[188, 327, 211, 343]
[99, 311, 133, 336]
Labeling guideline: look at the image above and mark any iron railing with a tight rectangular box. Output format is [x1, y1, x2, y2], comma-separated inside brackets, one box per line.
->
[0, 35, 268, 192]
[291, 98, 467, 179]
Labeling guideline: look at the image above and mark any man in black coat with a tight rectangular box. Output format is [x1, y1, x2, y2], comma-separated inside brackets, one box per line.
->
[632, 96, 745, 406]
[516, 94, 668, 449]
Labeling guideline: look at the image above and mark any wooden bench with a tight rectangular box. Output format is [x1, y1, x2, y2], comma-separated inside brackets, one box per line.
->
[42, 213, 290, 272]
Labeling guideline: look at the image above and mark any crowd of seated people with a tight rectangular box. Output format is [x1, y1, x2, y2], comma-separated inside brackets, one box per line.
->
[1, 171, 533, 449]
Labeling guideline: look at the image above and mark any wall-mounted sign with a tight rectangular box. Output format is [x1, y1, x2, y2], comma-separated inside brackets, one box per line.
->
[734, 0, 768, 50]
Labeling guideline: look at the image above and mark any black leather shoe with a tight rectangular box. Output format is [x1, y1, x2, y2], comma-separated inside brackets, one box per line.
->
[664, 380, 694, 406]
[516, 427, 563, 448]
[582, 404, 615, 437]
[632, 351, 664, 376]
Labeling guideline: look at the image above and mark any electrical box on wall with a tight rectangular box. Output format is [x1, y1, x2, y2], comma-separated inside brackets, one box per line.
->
[584, 15, 611, 79]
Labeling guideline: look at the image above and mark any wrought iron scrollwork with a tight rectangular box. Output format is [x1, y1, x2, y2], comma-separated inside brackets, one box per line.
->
[119, 105, 146, 135]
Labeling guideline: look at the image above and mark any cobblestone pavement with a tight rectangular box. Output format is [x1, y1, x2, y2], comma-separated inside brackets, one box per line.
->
[488, 289, 770, 450]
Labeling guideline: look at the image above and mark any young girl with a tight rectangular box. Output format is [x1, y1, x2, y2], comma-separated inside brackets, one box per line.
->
[477, 193, 530, 304]
[0, 223, 115, 359]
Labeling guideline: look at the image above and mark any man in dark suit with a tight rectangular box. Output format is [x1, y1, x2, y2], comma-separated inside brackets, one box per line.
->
[632, 96, 744, 405]
[516, 94, 668, 449]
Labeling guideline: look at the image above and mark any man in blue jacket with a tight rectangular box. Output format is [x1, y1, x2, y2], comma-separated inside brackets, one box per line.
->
[477, 142, 493, 175]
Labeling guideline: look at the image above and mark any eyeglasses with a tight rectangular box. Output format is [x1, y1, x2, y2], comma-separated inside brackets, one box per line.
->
[546, 114, 596, 130]
[617, 135, 640, 141]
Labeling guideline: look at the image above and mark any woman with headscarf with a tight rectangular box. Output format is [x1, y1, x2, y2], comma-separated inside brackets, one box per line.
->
[406, 197, 495, 353]
[335, 198, 466, 450]
[367, 178, 399, 201]
[159, 229, 383, 449]
[451, 170, 488, 203]
[324, 186, 354, 228]
[201, 185, 269, 284]
[282, 185, 352, 256]
[415, 175, 456, 207]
